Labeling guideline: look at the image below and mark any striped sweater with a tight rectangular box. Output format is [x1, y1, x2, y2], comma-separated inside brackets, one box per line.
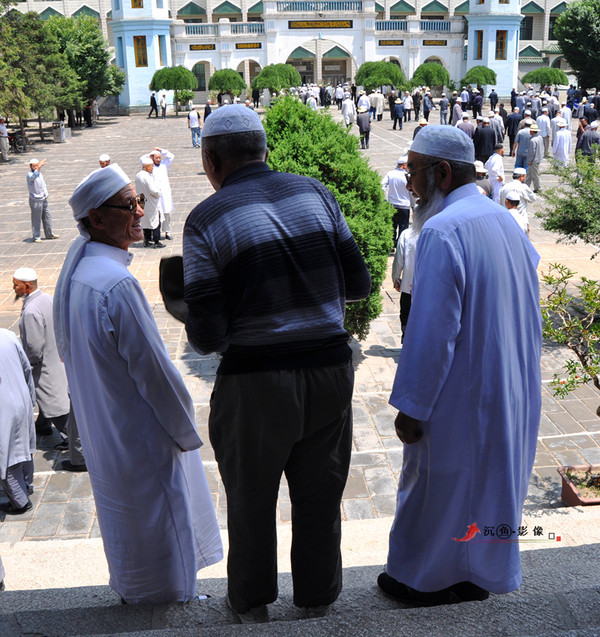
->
[183, 162, 371, 374]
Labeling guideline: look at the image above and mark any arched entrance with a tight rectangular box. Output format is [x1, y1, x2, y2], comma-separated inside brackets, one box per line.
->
[236, 59, 262, 89]
[192, 61, 210, 91]
[286, 39, 354, 85]
[423, 56, 446, 67]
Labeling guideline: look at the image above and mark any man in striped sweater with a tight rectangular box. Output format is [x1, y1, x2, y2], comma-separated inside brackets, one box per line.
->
[183, 105, 371, 624]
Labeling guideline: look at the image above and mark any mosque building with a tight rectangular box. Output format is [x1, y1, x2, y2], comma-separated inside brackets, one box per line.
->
[11, 0, 575, 110]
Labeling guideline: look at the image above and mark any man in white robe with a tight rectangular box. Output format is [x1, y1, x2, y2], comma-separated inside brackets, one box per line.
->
[149, 148, 174, 241]
[342, 94, 356, 128]
[378, 125, 542, 607]
[136, 155, 165, 249]
[53, 164, 222, 604]
[552, 119, 571, 166]
[498, 167, 536, 235]
[484, 143, 505, 203]
[0, 329, 36, 514]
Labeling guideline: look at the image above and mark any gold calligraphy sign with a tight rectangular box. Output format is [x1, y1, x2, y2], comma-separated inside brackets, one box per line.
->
[288, 20, 352, 28]
[379, 39, 404, 46]
[190, 44, 216, 50]
[423, 39, 447, 46]
[236, 42, 262, 49]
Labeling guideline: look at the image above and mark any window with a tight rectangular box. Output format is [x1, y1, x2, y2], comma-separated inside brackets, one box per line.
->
[115, 0, 120, 10]
[134, 36, 148, 67]
[116, 36, 125, 67]
[495, 29, 507, 60]
[157, 0, 163, 7]
[132, 0, 143, 7]
[475, 30, 483, 60]
[520, 16, 533, 40]
[499, 0, 509, 4]
[192, 62, 206, 91]
[477, 0, 484, 4]
[548, 16, 557, 39]
[158, 34, 167, 66]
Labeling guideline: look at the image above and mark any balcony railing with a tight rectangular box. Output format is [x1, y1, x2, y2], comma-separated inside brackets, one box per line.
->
[276, 1, 363, 11]
[420, 20, 450, 31]
[375, 20, 407, 30]
[185, 24, 219, 35]
[230, 22, 265, 33]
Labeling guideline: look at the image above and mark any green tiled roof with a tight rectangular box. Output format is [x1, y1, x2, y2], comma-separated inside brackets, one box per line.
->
[323, 45, 350, 58]
[178, 2, 207, 15]
[390, 0, 415, 13]
[248, 1, 263, 13]
[521, 1, 544, 14]
[39, 6, 62, 19]
[73, 5, 100, 18]
[550, 1, 567, 13]
[519, 56, 545, 63]
[422, 0, 447, 12]
[213, 1, 241, 14]
[541, 43, 562, 53]
[454, 0, 469, 13]
[288, 46, 315, 59]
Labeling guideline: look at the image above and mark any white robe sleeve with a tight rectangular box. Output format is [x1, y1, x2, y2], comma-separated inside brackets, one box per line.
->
[107, 278, 202, 451]
[390, 228, 464, 421]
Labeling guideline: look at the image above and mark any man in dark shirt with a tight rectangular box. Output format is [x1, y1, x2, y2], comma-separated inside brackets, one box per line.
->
[506, 107, 523, 156]
[183, 105, 371, 624]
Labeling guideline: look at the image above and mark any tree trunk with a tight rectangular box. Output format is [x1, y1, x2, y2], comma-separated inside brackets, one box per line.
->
[38, 114, 44, 142]
[175, 89, 179, 116]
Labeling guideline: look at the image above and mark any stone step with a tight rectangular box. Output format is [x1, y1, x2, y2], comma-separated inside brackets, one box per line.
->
[2, 542, 600, 637]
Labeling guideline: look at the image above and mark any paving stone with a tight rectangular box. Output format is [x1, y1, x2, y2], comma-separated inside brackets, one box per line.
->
[552, 449, 586, 467]
[71, 475, 94, 500]
[342, 498, 376, 521]
[25, 517, 62, 539]
[562, 399, 598, 422]
[546, 410, 584, 434]
[343, 473, 369, 499]
[46, 472, 75, 494]
[34, 502, 67, 519]
[372, 495, 398, 517]
[579, 447, 600, 465]
[0, 521, 28, 543]
[353, 428, 383, 452]
[366, 476, 398, 497]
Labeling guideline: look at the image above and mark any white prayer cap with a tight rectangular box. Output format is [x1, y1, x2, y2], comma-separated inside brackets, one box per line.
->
[591, 121, 599, 129]
[524, 118, 533, 125]
[397, 155, 408, 164]
[202, 104, 265, 139]
[410, 124, 475, 164]
[149, 149, 161, 156]
[483, 117, 490, 123]
[457, 97, 462, 102]
[462, 113, 469, 119]
[557, 118, 567, 127]
[140, 154, 153, 165]
[30, 157, 40, 165]
[505, 190, 521, 202]
[513, 167, 527, 176]
[13, 267, 37, 282]
[99, 153, 110, 162]
[68, 163, 131, 221]
[474, 160, 486, 173]
[524, 109, 532, 115]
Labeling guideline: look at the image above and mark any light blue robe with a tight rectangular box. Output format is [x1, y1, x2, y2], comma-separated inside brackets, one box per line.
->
[388, 183, 542, 595]
[58, 242, 222, 603]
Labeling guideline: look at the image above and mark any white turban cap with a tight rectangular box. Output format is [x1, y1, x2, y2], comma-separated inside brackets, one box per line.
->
[410, 124, 475, 164]
[202, 104, 265, 138]
[68, 164, 130, 220]
[14, 267, 37, 282]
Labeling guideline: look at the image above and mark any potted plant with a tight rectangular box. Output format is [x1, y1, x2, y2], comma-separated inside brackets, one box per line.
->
[557, 465, 600, 506]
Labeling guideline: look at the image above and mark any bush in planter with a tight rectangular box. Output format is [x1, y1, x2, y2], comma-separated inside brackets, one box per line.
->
[541, 263, 600, 415]
[262, 97, 394, 340]
[177, 89, 194, 109]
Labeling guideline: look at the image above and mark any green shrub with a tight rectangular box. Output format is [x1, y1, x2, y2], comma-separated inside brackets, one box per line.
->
[355, 61, 407, 92]
[461, 66, 497, 87]
[263, 97, 394, 340]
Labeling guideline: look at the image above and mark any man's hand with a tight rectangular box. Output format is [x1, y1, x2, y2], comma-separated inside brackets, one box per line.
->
[394, 279, 401, 292]
[394, 411, 423, 444]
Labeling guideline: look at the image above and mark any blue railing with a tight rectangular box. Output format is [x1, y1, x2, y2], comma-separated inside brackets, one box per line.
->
[230, 22, 266, 33]
[276, 1, 363, 11]
[420, 20, 451, 31]
[185, 24, 219, 35]
[375, 20, 408, 30]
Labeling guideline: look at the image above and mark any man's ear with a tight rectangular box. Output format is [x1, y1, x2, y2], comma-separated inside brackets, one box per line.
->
[436, 160, 453, 192]
[202, 147, 220, 174]
[87, 208, 106, 230]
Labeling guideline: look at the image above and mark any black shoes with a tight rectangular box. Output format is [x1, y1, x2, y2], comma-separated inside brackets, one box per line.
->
[377, 572, 489, 607]
[60, 460, 88, 472]
[143, 240, 151, 248]
[155, 242, 166, 248]
[165, 233, 173, 240]
[55, 439, 69, 451]
[0, 500, 33, 515]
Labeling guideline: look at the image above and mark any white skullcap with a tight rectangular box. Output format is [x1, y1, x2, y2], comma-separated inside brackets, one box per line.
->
[410, 124, 475, 164]
[524, 109, 531, 115]
[30, 157, 40, 165]
[140, 154, 153, 165]
[14, 267, 37, 282]
[505, 190, 521, 202]
[462, 113, 469, 119]
[489, 111, 495, 117]
[513, 167, 527, 176]
[149, 149, 162, 156]
[557, 118, 567, 127]
[483, 117, 490, 123]
[68, 163, 131, 220]
[201, 104, 265, 139]
[397, 155, 408, 164]
[99, 153, 110, 162]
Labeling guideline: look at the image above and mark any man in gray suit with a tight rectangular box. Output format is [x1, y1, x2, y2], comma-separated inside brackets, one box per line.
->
[12, 268, 85, 471]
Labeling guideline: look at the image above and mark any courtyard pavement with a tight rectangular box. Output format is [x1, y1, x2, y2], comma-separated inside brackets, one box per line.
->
[0, 103, 599, 547]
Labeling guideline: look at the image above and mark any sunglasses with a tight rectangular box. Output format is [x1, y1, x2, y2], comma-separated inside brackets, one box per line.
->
[101, 194, 146, 213]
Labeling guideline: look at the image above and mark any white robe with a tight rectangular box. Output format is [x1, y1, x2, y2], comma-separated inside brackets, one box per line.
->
[499, 180, 536, 233]
[387, 184, 541, 594]
[59, 242, 222, 603]
[484, 153, 504, 203]
[135, 170, 162, 230]
[342, 98, 356, 126]
[0, 329, 36, 480]
[553, 128, 571, 166]
[152, 150, 174, 216]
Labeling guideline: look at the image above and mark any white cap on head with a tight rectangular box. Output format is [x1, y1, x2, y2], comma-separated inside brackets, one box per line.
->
[591, 120, 599, 129]
[30, 157, 40, 165]
[557, 118, 567, 127]
[14, 267, 37, 282]
[99, 153, 110, 162]
[474, 160, 485, 173]
[140, 154, 153, 165]
[68, 164, 131, 221]
[505, 190, 521, 202]
[201, 104, 265, 139]
[462, 113, 469, 119]
[513, 167, 527, 176]
[149, 149, 161, 157]
[410, 125, 475, 164]
[397, 155, 408, 164]
[483, 117, 490, 123]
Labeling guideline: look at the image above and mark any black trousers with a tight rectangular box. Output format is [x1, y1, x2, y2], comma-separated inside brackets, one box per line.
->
[209, 361, 354, 613]
[400, 291, 412, 341]
[360, 131, 370, 148]
[392, 207, 410, 242]
[36, 411, 69, 436]
[143, 224, 161, 244]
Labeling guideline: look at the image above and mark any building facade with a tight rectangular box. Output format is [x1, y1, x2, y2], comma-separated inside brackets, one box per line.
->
[11, 0, 576, 108]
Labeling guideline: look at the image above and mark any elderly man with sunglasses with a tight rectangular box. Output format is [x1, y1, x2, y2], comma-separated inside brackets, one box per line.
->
[53, 164, 222, 604]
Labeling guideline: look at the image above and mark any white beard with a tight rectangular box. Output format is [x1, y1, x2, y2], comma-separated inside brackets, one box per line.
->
[412, 186, 446, 233]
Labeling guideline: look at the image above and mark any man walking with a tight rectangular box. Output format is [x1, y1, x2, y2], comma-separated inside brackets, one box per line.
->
[0, 329, 36, 515]
[499, 167, 536, 235]
[0, 115, 9, 163]
[188, 105, 202, 148]
[381, 155, 411, 243]
[136, 155, 165, 248]
[26, 159, 59, 243]
[356, 105, 371, 149]
[506, 107, 522, 155]
[149, 148, 175, 241]
[526, 123, 544, 193]
[484, 143, 505, 203]
[553, 118, 571, 166]
[182, 105, 371, 623]
[439, 93, 449, 125]
[53, 164, 222, 604]
[378, 125, 541, 607]
[148, 91, 158, 118]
